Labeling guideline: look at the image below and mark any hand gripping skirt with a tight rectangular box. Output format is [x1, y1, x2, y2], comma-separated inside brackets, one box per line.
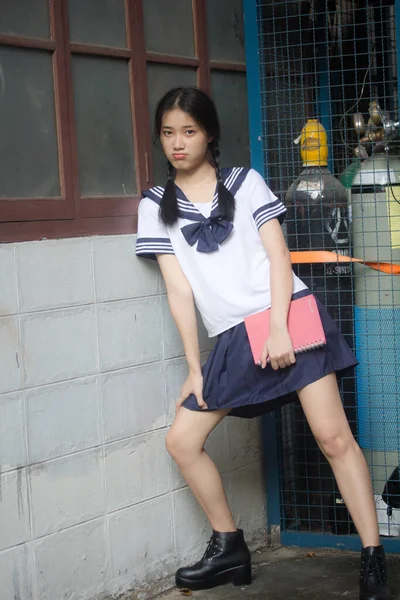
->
[182, 290, 358, 418]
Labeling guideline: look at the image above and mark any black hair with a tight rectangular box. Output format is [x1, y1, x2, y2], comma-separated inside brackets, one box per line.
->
[154, 86, 235, 226]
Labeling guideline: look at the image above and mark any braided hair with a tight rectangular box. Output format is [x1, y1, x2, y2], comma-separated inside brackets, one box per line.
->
[209, 139, 236, 222]
[154, 87, 235, 226]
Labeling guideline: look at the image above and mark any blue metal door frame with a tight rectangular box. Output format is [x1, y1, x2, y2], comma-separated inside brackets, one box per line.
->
[243, 0, 400, 553]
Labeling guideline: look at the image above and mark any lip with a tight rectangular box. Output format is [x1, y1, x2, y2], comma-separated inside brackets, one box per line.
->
[172, 154, 187, 160]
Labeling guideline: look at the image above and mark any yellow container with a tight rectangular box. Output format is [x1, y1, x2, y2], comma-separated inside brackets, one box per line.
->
[300, 119, 328, 166]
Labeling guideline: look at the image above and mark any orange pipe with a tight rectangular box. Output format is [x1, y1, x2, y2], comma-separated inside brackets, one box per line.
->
[290, 251, 400, 275]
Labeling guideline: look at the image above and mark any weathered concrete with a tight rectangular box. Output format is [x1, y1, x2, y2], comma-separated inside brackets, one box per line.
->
[156, 546, 400, 600]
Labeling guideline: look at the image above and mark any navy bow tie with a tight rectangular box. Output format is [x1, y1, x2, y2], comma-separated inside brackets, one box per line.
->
[181, 215, 234, 253]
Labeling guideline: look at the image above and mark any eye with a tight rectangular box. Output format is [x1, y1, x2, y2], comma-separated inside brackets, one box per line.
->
[185, 129, 196, 135]
[162, 130, 172, 137]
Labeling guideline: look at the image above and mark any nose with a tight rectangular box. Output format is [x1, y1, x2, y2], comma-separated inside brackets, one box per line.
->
[173, 135, 185, 150]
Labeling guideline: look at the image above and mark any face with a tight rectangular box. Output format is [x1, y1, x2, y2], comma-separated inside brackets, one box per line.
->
[160, 108, 211, 173]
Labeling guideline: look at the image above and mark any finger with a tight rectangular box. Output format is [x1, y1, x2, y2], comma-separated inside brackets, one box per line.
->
[284, 354, 292, 367]
[175, 393, 185, 413]
[278, 358, 286, 369]
[260, 350, 268, 369]
[270, 358, 279, 371]
[196, 394, 208, 410]
[289, 351, 296, 364]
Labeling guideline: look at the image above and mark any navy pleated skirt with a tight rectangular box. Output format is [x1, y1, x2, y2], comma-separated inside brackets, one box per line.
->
[182, 290, 358, 418]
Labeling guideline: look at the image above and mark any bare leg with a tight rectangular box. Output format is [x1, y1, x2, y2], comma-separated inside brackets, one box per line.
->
[297, 373, 380, 547]
[166, 407, 235, 532]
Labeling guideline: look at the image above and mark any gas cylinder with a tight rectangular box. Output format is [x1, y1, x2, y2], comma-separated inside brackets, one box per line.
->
[351, 149, 400, 495]
[286, 120, 355, 377]
[285, 120, 356, 533]
[348, 101, 400, 500]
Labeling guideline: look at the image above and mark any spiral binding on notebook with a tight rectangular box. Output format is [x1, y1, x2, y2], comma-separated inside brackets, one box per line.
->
[295, 340, 326, 354]
[262, 340, 325, 364]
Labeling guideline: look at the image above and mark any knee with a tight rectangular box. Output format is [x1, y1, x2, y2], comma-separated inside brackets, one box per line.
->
[316, 431, 355, 460]
[165, 427, 201, 465]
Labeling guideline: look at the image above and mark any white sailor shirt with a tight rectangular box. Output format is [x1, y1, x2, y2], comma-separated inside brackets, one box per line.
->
[136, 167, 307, 337]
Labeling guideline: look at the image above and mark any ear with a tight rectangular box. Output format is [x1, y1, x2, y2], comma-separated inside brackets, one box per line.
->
[208, 136, 214, 144]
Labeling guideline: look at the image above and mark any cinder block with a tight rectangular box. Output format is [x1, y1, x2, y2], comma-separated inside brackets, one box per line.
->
[197, 313, 215, 353]
[162, 296, 214, 360]
[0, 245, 18, 316]
[226, 462, 266, 539]
[161, 295, 184, 360]
[0, 468, 30, 551]
[164, 357, 187, 425]
[109, 495, 174, 588]
[105, 431, 169, 512]
[93, 235, 159, 302]
[172, 487, 211, 564]
[226, 417, 262, 470]
[0, 317, 21, 394]
[0, 544, 33, 600]
[26, 377, 101, 463]
[16, 238, 94, 312]
[0, 392, 26, 471]
[21, 307, 98, 387]
[97, 297, 162, 371]
[29, 448, 105, 537]
[34, 518, 108, 600]
[102, 363, 166, 443]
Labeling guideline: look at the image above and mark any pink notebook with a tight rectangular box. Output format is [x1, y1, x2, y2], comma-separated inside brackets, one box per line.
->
[244, 295, 326, 365]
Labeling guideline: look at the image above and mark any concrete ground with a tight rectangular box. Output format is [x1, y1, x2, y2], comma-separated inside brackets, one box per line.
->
[159, 546, 400, 600]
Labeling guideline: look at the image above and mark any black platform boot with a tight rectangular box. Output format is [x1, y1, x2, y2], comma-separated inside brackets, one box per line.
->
[360, 545, 390, 600]
[175, 529, 251, 591]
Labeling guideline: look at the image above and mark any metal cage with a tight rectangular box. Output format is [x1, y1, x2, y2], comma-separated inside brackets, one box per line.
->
[244, 0, 400, 552]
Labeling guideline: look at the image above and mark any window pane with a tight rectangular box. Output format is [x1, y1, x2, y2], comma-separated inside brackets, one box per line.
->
[206, 0, 245, 63]
[211, 71, 250, 168]
[72, 55, 136, 196]
[0, 0, 50, 39]
[144, 0, 195, 57]
[0, 47, 60, 198]
[68, 0, 127, 48]
[147, 64, 197, 185]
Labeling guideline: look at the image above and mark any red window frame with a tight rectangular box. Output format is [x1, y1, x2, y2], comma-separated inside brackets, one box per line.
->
[0, 0, 246, 243]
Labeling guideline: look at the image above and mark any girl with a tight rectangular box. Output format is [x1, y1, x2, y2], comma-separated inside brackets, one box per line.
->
[136, 87, 390, 600]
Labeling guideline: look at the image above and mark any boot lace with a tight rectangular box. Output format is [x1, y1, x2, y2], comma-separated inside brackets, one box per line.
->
[202, 534, 220, 561]
[361, 552, 386, 585]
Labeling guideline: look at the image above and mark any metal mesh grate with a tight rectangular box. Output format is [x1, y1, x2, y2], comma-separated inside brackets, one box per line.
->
[257, 0, 400, 539]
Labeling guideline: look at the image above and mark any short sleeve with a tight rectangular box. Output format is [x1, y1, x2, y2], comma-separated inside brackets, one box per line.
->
[136, 197, 175, 261]
[247, 168, 287, 229]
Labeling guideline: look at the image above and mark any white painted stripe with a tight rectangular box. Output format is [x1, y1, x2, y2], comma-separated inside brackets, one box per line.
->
[255, 205, 286, 219]
[136, 243, 174, 249]
[149, 187, 163, 199]
[137, 249, 174, 254]
[177, 201, 198, 212]
[254, 204, 286, 220]
[211, 167, 243, 207]
[255, 207, 286, 227]
[255, 213, 286, 227]
[137, 243, 173, 249]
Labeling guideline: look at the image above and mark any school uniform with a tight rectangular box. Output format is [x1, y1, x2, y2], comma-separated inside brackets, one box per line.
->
[136, 167, 357, 417]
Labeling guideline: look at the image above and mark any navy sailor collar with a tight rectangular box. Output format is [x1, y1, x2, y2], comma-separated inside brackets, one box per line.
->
[142, 167, 249, 222]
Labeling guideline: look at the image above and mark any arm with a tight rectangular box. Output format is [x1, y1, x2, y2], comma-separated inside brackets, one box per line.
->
[157, 254, 207, 410]
[258, 218, 296, 370]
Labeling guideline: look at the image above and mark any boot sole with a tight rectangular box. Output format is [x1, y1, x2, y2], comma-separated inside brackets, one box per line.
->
[175, 563, 252, 591]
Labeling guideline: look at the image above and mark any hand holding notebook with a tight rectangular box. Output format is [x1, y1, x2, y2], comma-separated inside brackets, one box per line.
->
[244, 294, 326, 366]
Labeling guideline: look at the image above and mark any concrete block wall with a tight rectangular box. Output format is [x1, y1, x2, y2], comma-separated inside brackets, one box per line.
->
[0, 236, 266, 600]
